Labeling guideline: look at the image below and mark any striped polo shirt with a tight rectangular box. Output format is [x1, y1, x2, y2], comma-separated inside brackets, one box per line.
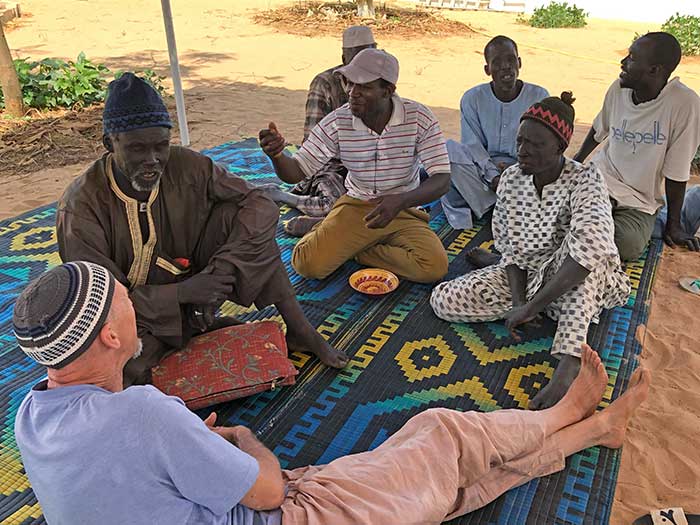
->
[294, 95, 450, 200]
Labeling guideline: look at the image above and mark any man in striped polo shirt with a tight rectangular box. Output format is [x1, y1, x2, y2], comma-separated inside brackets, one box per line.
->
[259, 49, 451, 283]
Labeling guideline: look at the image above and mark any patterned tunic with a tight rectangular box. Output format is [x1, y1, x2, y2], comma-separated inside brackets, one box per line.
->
[431, 159, 631, 357]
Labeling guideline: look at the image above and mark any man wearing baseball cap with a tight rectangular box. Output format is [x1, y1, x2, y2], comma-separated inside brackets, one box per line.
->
[260, 26, 377, 237]
[260, 49, 451, 284]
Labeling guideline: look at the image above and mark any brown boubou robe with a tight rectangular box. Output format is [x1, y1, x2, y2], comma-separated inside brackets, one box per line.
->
[57, 146, 294, 385]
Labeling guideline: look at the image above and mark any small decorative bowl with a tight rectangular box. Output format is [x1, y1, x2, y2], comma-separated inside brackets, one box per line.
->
[349, 269, 399, 295]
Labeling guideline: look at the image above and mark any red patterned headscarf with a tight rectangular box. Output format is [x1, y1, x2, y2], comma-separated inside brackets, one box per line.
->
[521, 91, 575, 147]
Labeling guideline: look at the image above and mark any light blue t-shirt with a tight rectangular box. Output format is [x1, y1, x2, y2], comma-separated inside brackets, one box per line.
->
[14, 381, 282, 525]
[455, 81, 549, 181]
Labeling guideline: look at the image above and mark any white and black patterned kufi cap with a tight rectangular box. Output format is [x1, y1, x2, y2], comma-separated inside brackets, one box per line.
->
[13, 262, 116, 368]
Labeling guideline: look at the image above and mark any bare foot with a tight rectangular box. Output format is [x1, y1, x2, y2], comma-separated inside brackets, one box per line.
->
[284, 216, 323, 237]
[556, 344, 608, 420]
[465, 247, 501, 269]
[529, 354, 581, 410]
[286, 326, 349, 368]
[258, 184, 289, 203]
[595, 366, 651, 448]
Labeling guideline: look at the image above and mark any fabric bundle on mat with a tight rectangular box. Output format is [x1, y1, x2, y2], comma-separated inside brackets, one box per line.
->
[0, 139, 661, 525]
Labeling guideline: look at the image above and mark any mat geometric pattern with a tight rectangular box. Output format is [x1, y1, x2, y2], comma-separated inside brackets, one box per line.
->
[0, 138, 661, 525]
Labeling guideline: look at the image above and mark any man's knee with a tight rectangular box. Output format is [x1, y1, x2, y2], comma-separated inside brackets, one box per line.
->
[411, 251, 449, 284]
[614, 233, 649, 261]
[291, 242, 335, 280]
[430, 281, 460, 319]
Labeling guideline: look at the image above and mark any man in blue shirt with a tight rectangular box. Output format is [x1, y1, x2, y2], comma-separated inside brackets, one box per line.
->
[13, 262, 650, 524]
[443, 35, 548, 231]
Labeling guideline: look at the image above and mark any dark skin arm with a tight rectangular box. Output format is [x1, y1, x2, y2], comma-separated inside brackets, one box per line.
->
[259, 122, 306, 184]
[505, 264, 528, 307]
[572, 127, 600, 163]
[664, 179, 700, 251]
[364, 172, 451, 229]
[504, 256, 590, 334]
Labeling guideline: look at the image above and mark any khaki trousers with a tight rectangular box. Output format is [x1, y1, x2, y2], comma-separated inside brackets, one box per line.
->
[291, 195, 449, 284]
[281, 407, 565, 525]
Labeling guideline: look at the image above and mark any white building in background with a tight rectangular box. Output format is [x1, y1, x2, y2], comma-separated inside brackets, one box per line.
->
[417, 0, 700, 23]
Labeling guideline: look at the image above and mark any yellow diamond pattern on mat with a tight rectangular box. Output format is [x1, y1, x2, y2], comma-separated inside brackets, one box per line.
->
[9, 226, 57, 251]
[396, 335, 456, 382]
[504, 362, 554, 408]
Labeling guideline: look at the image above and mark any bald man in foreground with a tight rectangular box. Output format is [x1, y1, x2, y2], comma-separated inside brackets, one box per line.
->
[14, 262, 650, 524]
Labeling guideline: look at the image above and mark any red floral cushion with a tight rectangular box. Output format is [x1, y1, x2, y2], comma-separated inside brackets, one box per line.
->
[152, 321, 297, 410]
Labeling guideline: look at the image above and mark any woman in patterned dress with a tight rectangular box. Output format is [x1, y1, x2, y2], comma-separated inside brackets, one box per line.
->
[431, 92, 631, 410]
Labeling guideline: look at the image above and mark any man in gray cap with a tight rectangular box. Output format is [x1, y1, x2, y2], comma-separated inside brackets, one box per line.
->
[57, 73, 348, 387]
[261, 25, 377, 237]
[14, 262, 650, 525]
[260, 49, 451, 283]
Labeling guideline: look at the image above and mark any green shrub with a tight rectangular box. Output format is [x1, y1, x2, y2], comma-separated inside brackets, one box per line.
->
[528, 2, 587, 28]
[0, 53, 109, 110]
[661, 13, 700, 56]
[1, 53, 168, 111]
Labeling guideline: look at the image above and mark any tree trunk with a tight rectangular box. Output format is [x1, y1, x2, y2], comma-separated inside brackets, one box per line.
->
[356, 0, 375, 19]
[0, 22, 24, 117]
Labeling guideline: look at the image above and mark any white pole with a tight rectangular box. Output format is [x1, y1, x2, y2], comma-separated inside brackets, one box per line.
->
[160, 0, 190, 146]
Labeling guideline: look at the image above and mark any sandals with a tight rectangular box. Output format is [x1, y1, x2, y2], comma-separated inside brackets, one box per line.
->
[634, 507, 700, 525]
[679, 277, 700, 296]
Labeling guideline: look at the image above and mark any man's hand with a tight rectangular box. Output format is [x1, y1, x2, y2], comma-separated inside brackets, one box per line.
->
[364, 194, 406, 229]
[489, 175, 501, 192]
[204, 412, 252, 446]
[259, 122, 286, 159]
[189, 304, 217, 333]
[663, 223, 700, 251]
[177, 272, 235, 305]
[504, 303, 538, 339]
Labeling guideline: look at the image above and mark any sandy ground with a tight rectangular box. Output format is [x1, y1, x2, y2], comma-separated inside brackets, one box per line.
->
[2, 1, 700, 522]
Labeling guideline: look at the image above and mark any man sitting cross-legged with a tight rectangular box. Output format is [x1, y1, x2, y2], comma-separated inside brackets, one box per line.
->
[260, 25, 376, 237]
[14, 261, 650, 525]
[431, 93, 631, 410]
[574, 32, 700, 259]
[259, 49, 451, 284]
[56, 73, 348, 387]
[442, 35, 548, 232]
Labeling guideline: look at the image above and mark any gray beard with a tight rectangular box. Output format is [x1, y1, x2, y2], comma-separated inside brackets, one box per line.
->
[131, 339, 144, 360]
[130, 178, 160, 193]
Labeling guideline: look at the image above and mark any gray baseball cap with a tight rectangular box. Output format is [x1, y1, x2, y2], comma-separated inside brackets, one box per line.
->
[336, 48, 399, 86]
[342, 26, 376, 48]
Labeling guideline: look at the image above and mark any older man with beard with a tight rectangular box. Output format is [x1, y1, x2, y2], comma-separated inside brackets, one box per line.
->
[56, 73, 348, 387]
[259, 49, 451, 283]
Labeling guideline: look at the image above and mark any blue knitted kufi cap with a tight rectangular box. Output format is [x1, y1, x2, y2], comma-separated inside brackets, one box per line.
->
[102, 73, 172, 135]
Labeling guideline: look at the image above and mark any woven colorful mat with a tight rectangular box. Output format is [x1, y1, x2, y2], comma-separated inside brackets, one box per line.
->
[0, 139, 661, 525]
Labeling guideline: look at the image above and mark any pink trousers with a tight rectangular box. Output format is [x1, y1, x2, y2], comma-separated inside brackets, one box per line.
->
[280, 407, 565, 525]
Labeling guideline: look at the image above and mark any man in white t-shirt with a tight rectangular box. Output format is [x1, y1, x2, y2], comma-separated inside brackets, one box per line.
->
[574, 32, 700, 260]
